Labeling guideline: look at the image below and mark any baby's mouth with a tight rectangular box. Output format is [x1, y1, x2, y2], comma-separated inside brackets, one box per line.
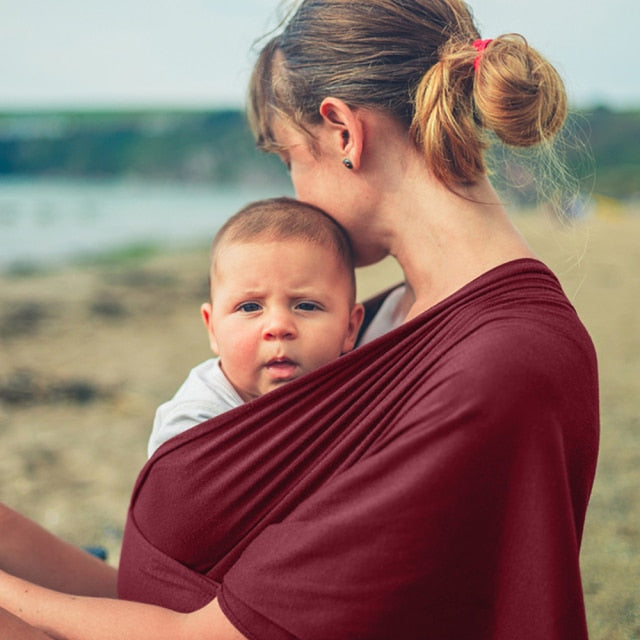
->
[264, 357, 299, 380]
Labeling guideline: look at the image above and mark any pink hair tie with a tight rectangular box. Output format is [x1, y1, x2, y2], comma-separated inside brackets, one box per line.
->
[473, 38, 493, 72]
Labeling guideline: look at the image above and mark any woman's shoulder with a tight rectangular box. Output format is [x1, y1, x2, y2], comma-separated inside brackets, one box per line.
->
[402, 259, 597, 415]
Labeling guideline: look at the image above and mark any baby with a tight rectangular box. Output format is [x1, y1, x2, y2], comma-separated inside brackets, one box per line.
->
[148, 196, 364, 456]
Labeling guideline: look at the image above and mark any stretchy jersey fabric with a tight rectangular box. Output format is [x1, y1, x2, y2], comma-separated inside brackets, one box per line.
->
[118, 259, 599, 640]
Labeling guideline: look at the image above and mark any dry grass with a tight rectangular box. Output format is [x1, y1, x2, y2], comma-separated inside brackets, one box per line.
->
[0, 209, 638, 638]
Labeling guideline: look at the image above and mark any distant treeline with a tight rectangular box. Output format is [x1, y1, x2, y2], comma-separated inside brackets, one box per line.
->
[572, 107, 640, 200]
[0, 109, 289, 188]
[0, 106, 638, 199]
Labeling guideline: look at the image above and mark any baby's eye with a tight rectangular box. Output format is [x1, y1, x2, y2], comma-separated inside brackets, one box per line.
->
[237, 302, 261, 313]
[295, 301, 322, 312]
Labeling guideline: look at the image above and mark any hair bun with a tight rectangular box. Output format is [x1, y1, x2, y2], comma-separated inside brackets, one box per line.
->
[473, 34, 567, 147]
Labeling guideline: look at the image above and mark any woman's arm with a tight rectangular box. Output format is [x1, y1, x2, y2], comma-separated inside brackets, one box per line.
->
[0, 608, 53, 639]
[0, 608, 51, 640]
[0, 569, 247, 640]
[0, 503, 117, 597]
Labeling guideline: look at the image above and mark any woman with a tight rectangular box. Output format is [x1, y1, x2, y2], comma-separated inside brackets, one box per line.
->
[0, 1, 598, 638]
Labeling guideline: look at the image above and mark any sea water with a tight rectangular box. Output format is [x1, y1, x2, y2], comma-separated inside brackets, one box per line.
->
[0, 178, 292, 271]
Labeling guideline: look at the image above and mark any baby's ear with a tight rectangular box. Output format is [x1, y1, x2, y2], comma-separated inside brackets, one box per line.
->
[343, 302, 365, 353]
[200, 302, 219, 354]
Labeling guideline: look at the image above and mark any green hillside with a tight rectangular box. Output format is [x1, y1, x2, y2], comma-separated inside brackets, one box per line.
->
[575, 106, 640, 198]
[0, 106, 637, 199]
[0, 109, 288, 187]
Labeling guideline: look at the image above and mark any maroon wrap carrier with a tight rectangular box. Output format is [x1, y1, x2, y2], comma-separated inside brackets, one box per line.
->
[119, 259, 599, 640]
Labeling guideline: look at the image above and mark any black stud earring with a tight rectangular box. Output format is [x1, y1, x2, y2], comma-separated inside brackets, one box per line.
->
[342, 158, 354, 170]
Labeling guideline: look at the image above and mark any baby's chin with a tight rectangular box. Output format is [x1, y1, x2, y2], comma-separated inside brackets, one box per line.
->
[261, 376, 300, 394]
[256, 371, 307, 397]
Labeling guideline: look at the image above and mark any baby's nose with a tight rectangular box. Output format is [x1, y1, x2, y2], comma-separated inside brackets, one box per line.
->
[263, 309, 297, 340]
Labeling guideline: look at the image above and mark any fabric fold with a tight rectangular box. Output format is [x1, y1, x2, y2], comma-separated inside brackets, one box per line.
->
[118, 258, 599, 640]
[118, 512, 220, 612]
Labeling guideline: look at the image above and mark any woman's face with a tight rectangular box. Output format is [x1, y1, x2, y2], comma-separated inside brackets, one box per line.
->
[273, 119, 343, 215]
[272, 118, 386, 267]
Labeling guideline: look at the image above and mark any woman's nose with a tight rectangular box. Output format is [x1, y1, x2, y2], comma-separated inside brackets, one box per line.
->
[262, 309, 297, 340]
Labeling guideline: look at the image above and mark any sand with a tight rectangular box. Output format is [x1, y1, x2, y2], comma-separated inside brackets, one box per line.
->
[1, 210, 638, 638]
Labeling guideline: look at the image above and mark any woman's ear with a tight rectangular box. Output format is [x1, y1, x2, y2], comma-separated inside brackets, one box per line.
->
[319, 97, 364, 169]
[200, 302, 220, 355]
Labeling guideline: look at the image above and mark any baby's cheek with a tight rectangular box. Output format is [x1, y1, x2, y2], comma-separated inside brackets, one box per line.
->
[307, 335, 345, 368]
[225, 336, 257, 365]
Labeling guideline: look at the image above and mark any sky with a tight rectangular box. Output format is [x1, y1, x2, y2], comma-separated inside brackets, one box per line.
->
[1, 0, 638, 111]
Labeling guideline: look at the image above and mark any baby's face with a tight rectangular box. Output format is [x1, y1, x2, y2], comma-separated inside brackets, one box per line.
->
[201, 239, 363, 402]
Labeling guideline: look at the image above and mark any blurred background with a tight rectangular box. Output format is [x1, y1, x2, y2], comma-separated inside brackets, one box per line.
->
[0, 1, 638, 638]
[0, 0, 638, 268]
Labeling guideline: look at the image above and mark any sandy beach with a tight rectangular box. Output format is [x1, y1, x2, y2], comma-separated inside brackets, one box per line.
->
[1, 209, 638, 638]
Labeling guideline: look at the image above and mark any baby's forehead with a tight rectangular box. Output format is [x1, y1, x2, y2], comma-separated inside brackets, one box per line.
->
[212, 235, 340, 266]
[209, 235, 355, 290]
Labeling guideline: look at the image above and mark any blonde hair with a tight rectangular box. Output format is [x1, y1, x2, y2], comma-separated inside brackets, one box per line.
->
[249, 0, 567, 189]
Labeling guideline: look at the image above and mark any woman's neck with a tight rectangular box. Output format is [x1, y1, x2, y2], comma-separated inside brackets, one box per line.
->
[385, 173, 535, 321]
